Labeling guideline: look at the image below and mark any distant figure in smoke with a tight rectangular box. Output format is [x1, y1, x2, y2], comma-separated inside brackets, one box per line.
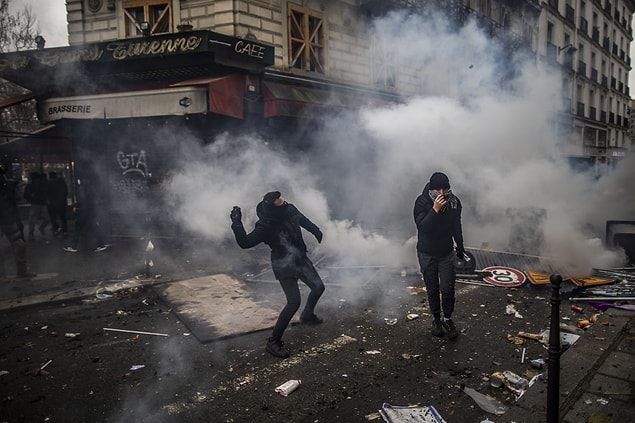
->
[414, 172, 467, 340]
[230, 191, 325, 358]
[63, 179, 108, 253]
[23, 172, 50, 242]
[47, 172, 69, 237]
[0, 164, 35, 278]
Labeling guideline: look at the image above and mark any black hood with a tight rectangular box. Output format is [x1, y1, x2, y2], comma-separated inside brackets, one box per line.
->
[256, 200, 291, 223]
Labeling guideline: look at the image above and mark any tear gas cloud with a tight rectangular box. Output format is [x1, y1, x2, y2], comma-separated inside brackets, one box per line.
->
[167, 11, 633, 275]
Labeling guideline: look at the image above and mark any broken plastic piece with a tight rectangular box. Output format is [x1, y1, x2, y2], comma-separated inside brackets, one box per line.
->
[461, 385, 509, 415]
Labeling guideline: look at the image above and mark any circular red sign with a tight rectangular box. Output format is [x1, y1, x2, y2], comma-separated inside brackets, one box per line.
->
[482, 266, 526, 287]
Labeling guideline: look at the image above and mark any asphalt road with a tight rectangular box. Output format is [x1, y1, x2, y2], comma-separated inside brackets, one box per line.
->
[0, 263, 571, 423]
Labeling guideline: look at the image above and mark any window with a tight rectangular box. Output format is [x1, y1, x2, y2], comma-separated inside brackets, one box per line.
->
[288, 4, 325, 73]
[372, 33, 395, 88]
[123, 0, 172, 37]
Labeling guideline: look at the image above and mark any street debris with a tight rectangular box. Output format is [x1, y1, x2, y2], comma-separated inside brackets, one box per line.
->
[275, 379, 301, 397]
[571, 304, 584, 313]
[517, 330, 581, 348]
[530, 358, 545, 369]
[505, 304, 523, 319]
[507, 334, 525, 345]
[65, 332, 80, 338]
[407, 286, 426, 295]
[129, 365, 145, 371]
[461, 384, 509, 415]
[384, 318, 398, 325]
[587, 301, 635, 311]
[103, 327, 168, 337]
[378, 403, 447, 423]
[0, 370, 8, 377]
[31, 359, 53, 376]
[406, 313, 420, 321]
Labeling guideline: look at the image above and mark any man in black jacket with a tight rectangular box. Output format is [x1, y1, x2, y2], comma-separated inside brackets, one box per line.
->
[1, 164, 34, 278]
[413, 172, 466, 340]
[230, 191, 325, 358]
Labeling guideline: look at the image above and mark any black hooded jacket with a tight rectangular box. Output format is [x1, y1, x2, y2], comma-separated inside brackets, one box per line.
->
[413, 182, 464, 256]
[231, 201, 322, 279]
[0, 176, 20, 225]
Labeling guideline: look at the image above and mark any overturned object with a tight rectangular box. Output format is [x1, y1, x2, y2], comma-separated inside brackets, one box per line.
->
[379, 403, 447, 423]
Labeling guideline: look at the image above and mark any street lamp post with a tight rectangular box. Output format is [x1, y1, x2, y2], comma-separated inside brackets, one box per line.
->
[547, 274, 563, 423]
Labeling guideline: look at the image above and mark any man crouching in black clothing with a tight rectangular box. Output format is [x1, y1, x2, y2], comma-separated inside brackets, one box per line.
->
[230, 191, 325, 358]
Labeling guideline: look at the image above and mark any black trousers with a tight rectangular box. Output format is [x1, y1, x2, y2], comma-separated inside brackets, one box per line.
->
[1, 222, 27, 275]
[271, 256, 325, 341]
[417, 250, 456, 319]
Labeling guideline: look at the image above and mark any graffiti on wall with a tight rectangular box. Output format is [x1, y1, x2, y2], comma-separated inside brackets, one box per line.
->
[115, 150, 149, 195]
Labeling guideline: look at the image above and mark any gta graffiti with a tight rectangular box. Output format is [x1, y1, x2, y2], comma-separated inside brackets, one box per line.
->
[116, 150, 149, 195]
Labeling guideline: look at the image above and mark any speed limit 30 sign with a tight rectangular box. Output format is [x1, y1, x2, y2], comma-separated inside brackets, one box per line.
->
[482, 266, 526, 287]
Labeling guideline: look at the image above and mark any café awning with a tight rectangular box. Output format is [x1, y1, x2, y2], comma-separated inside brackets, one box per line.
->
[38, 86, 209, 122]
[171, 74, 246, 119]
[262, 80, 396, 118]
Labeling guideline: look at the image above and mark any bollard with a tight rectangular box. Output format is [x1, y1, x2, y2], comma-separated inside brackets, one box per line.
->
[547, 274, 563, 423]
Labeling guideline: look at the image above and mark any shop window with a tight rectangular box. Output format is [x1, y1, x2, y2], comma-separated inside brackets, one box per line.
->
[288, 4, 325, 73]
[123, 0, 172, 37]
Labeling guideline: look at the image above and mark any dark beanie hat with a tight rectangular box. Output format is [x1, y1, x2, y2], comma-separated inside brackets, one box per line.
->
[429, 172, 450, 190]
[263, 191, 281, 204]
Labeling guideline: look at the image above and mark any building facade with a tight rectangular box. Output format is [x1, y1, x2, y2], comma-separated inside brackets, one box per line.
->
[0, 0, 632, 235]
[535, 0, 634, 173]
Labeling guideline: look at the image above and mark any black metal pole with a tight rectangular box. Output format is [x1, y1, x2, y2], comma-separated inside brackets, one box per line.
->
[547, 274, 563, 423]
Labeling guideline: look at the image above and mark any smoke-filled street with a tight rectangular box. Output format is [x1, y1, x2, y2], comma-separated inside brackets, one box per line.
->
[1, 237, 632, 423]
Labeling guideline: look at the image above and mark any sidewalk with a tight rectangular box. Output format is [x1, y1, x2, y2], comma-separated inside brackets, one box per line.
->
[0, 232, 235, 310]
[502, 306, 634, 423]
[2, 236, 633, 422]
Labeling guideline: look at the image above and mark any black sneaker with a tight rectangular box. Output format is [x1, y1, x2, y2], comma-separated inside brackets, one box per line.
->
[431, 319, 444, 337]
[442, 319, 459, 340]
[266, 338, 290, 358]
[300, 314, 323, 325]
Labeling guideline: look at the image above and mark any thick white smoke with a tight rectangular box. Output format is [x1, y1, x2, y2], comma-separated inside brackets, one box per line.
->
[167, 11, 634, 274]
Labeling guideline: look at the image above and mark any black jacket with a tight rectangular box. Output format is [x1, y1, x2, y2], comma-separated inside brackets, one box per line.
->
[413, 183, 464, 256]
[231, 201, 322, 279]
[23, 178, 47, 206]
[0, 176, 20, 225]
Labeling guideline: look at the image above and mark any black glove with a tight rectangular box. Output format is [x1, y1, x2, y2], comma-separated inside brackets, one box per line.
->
[314, 229, 323, 244]
[456, 247, 467, 261]
[230, 206, 242, 223]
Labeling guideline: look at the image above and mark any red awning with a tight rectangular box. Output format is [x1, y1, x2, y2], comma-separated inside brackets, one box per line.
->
[171, 74, 245, 119]
[262, 81, 392, 118]
[0, 93, 35, 109]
